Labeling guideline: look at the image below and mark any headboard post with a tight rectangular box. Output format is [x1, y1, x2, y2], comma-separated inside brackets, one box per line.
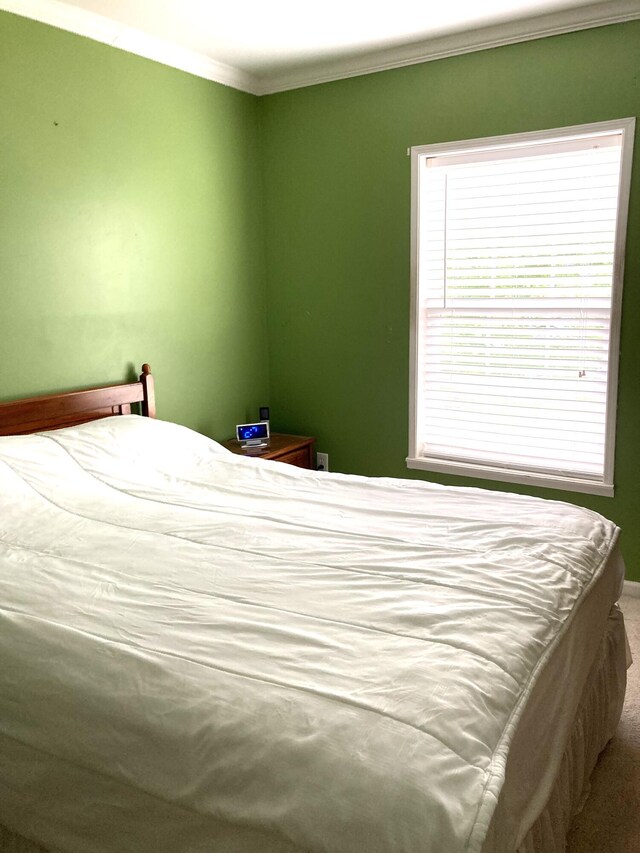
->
[140, 364, 156, 419]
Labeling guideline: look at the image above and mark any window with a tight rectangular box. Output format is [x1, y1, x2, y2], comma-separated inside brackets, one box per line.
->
[408, 119, 635, 496]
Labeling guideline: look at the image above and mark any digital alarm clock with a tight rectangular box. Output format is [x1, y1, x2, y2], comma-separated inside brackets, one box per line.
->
[236, 421, 270, 447]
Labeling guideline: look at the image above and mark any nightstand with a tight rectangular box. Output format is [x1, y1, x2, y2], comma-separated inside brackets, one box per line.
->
[223, 433, 316, 470]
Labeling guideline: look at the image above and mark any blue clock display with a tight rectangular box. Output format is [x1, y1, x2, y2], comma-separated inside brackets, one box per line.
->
[236, 422, 269, 443]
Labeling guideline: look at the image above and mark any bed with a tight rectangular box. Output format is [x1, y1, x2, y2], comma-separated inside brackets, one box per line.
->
[0, 365, 628, 853]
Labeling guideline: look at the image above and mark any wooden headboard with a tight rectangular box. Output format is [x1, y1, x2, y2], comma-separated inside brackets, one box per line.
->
[0, 364, 156, 437]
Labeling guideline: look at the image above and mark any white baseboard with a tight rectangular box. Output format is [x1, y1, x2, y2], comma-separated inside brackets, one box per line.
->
[623, 580, 640, 598]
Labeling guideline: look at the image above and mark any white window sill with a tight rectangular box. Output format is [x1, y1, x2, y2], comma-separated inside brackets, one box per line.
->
[406, 456, 614, 497]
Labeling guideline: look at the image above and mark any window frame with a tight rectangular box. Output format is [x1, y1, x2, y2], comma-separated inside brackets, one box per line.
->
[407, 118, 636, 497]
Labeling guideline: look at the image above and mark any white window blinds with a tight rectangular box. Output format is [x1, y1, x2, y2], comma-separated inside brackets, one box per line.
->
[409, 121, 634, 495]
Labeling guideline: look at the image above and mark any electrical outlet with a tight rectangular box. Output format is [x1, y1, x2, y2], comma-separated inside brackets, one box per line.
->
[316, 452, 329, 472]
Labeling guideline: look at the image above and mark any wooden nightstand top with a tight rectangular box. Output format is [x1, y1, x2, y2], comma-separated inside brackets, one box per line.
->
[223, 433, 316, 469]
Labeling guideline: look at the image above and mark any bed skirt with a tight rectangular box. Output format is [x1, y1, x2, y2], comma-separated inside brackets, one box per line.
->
[515, 605, 627, 853]
[0, 825, 48, 853]
[0, 606, 628, 853]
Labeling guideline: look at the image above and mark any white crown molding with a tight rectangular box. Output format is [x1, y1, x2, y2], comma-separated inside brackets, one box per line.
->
[1, 0, 639, 96]
[257, 0, 640, 94]
[0, 0, 262, 94]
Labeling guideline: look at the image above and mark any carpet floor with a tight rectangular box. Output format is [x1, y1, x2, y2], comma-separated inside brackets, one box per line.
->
[566, 593, 640, 853]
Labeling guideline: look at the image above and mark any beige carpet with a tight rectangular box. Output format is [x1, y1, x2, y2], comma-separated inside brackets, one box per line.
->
[567, 594, 640, 853]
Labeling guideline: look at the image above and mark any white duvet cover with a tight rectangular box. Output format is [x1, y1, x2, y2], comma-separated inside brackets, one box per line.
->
[0, 417, 620, 853]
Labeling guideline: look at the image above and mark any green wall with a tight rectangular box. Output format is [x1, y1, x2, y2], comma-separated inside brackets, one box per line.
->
[1, 12, 639, 580]
[0, 12, 268, 437]
[260, 22, 640, 580]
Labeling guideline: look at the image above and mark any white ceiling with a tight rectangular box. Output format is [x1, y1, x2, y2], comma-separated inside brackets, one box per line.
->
[3, 0, 640, 93]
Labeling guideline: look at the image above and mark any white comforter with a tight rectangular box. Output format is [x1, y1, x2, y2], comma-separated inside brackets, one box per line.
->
[0, 417, 619, 853]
